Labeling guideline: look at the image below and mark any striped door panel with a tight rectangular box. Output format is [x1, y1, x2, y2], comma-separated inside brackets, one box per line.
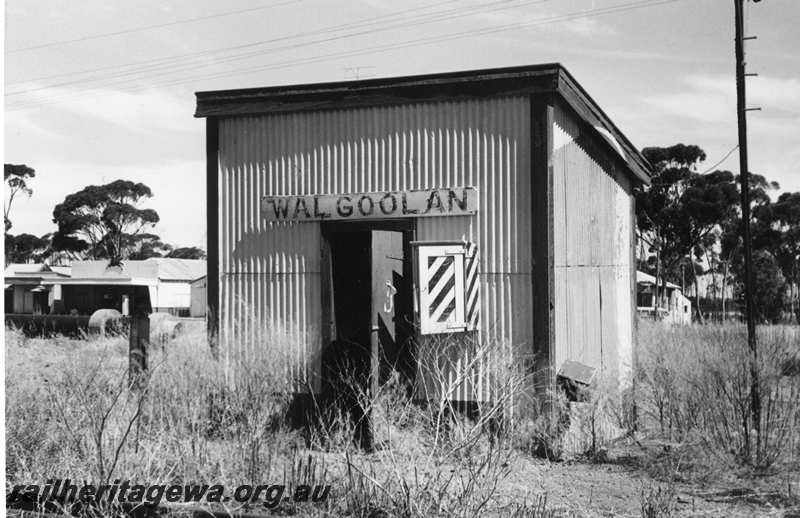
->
[427, 255, 457, 323]
[464, 241, 480, 331]
[418, 242, 479, 335]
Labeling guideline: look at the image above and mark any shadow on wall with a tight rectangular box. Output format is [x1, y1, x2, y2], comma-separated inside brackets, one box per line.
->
[230, 227, 321, 273]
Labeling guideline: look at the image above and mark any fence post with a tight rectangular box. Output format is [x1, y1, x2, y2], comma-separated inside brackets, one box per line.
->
[129, 311, 149, 387]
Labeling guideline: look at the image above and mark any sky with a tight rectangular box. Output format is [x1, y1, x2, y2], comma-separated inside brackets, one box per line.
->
[4, 0, 800, 249]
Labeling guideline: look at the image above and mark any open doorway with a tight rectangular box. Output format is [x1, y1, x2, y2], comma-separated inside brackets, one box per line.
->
[321, 221, 415, 449]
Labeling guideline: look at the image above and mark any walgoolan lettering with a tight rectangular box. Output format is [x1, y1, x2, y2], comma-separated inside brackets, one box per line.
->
[261, 187, 478, 222]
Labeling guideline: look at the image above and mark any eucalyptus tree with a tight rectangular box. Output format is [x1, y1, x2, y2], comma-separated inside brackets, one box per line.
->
[52, 180, 160, 265]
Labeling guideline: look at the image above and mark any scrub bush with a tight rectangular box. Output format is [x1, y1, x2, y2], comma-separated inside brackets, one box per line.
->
[636, 320, 800, 470]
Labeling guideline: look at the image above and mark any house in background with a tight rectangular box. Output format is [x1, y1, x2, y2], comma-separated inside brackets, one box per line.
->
[636, 271, 692, 325]
[4, 263, 72, 314]
[2, 259, 207, 319]
[49, 259, 206, 317]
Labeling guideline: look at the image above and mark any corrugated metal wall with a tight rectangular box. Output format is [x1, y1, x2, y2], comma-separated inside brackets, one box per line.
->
[552, 103, 634, 380]
[217, 97, 533, 398]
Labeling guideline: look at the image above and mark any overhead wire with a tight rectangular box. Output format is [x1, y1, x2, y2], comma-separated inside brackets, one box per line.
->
[5, 0, 468, 87]
[6, 0, 548, 108]
[7, 0, 301, 54]
[7, 0, 681, 111]
[144, 0, 684, 90]
[7, 0, 542, 98]
[702, 145, 739, 173]
[7, 0, 675, 110]
[154, 0, 681, 89]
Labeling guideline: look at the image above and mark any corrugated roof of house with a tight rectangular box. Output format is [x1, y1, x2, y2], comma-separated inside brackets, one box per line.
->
[50, 266, 72, 276]
[636, 271, 680, 290]
[71, 260, 159, 279]
[145, 258, 206, 281]
[15, 259, 207, 284]
[4, 263, 71, 278]
[4, 263, 50, 275]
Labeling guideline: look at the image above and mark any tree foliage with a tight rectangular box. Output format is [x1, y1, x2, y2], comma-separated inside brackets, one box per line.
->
[127, 234, 173, 260]
[741, 250, 786, 323]
[4, 163, 36, 232]
[51, 180, 160, 264]
[639, 143, 799, 323]
[5, 233, 49, 264]
[636, 144, 739, 321]
[167, 246, 206, 259]
[747, 190, 800, 323]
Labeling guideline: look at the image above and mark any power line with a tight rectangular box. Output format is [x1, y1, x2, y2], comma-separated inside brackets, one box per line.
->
[6, 0, 301, 54]
[147, 0, 683, 90]
[7, 0, 535, 97]
[8, 0, 676, 110]
[6, 0, 546, 107]
[7, 0, 467, 87]
[7, 0, 680, 111]
[702, 144, 739, 173]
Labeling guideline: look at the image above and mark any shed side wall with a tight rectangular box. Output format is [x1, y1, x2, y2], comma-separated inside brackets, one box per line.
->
[217, 97, 532, 398]
[552, 102, 634, 380]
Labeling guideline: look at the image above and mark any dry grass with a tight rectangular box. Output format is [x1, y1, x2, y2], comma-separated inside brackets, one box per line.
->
[5, 326, 554, 516]
[636, 320, 800, 471]
[6, 320, 800, 517]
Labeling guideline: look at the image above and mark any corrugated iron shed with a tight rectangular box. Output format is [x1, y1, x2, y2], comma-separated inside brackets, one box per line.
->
[195, 63, 650, 405]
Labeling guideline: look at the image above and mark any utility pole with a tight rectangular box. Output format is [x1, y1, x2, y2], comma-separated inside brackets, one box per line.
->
[734, 0, 761, 460]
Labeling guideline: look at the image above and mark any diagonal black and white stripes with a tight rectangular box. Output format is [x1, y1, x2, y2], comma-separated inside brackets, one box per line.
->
[427, 255, 457, 323]
[464, 241, 480, 331]
[417, 242, 480, 335]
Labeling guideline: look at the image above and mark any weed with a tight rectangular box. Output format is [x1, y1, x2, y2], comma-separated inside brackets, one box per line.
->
[640, 482, 677, 518]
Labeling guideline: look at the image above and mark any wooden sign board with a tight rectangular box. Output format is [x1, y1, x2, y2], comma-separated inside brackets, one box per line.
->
[261, 187, 477, 222]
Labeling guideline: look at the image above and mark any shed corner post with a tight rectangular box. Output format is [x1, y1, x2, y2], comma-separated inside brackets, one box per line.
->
[206, 116, 221, 356]
[629, 189, 639, 430]
[529, 93, 556, 415]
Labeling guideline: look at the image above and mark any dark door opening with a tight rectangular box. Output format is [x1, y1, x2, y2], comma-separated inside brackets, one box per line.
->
[322, 221, 415, 449]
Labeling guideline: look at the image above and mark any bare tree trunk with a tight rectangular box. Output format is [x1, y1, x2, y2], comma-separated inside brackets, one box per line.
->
[695, 273, 704, 324]
[721, 261, 729, 323]
[654, 246, 661, 321]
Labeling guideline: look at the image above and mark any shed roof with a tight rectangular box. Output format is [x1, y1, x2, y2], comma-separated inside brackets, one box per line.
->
[145, 258, 207, 281]
[195, 63, 651, 184]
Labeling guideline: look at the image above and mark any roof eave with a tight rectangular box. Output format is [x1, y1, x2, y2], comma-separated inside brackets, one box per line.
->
[195, 63, 562, 118]
[194, 63, 651, 184]
[554, 68, 652, 184]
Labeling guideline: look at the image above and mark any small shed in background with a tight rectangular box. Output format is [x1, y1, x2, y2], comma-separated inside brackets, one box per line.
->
[636, 271, 692, 325]
[143, 258, 207, 315]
